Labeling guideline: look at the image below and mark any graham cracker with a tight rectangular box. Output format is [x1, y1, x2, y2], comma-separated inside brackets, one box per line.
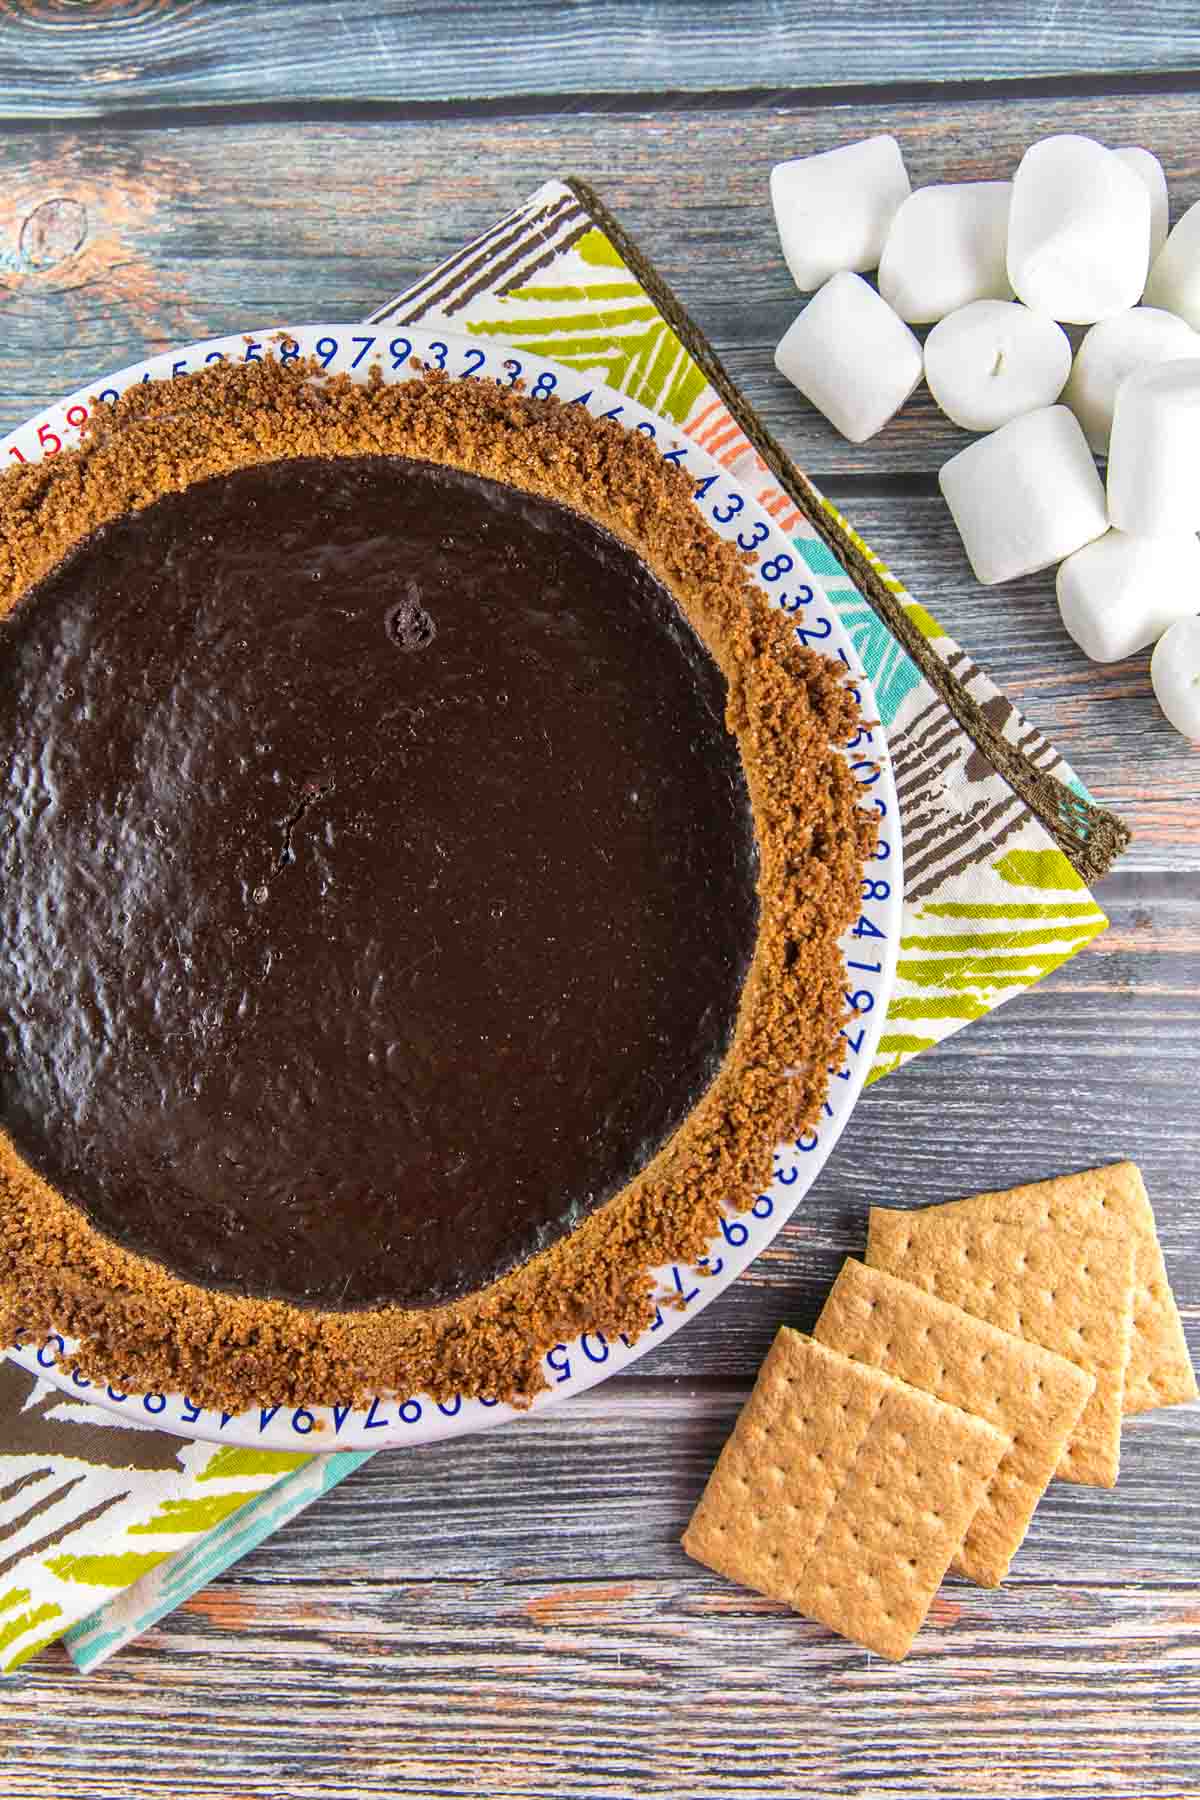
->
[867, 1210, 1135, 1488]
[889, 1164, 1194, 1415]
[681, 1329, 1009, 1661]
[813, 1259, 1095, 1586]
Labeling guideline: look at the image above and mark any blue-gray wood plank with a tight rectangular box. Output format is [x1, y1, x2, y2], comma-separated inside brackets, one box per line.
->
[2, 0, 1200, 118]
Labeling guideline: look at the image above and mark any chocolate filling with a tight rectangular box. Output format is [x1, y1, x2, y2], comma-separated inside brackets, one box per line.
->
[0, 455, 758, 1309]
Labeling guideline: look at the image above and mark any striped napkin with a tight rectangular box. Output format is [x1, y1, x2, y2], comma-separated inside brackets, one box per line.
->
[0, 178, 1125, 1674]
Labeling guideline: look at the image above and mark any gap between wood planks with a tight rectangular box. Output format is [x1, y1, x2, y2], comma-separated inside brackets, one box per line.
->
[4, 67, 1200, 134]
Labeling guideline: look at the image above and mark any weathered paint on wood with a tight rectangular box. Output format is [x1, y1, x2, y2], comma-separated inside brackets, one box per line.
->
[2, 92, 1200, 468]
[2, 0, 1200, 118]
[3, 1388, 1200, 1797]
[0, 12, 1196, 1795]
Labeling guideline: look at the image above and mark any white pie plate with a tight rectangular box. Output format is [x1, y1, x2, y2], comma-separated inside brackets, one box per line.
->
[2, 324, 901, 1450]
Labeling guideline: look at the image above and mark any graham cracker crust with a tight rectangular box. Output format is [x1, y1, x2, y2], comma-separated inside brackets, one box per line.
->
[0, 356, 875, 1412]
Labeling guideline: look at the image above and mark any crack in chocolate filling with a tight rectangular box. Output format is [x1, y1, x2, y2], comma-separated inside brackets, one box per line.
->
[0, 455, 759, 1310]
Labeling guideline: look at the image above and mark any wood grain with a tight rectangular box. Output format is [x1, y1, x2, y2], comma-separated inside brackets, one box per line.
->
[2, 1389, 1198, 1798]
[2, 0, 1200, 118]
[0, 27, 1197, 1796]
[2, 93, 1200, 469]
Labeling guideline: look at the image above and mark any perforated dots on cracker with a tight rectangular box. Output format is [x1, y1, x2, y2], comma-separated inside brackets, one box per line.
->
[902, 1163, 1195, 1415]
[867, 1208, 1135, 1488]
[682, 1329, 1009, 1661]
[814, 1259, 1095, 1586]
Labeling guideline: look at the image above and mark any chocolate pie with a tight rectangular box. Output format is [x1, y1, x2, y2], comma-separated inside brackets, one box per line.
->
[0, 359, 873, 1412]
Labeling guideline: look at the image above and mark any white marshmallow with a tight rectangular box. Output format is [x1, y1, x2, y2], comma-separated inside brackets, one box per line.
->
[938, 406, 1108, 586]
[1144, 199, 1200, 329]
[1056, 529, 1200, 662]
[770, 137, 911, 291]
[775, 271, 923, 443]
[1151, 615, 1200, 739]
[1062, 307, 1198, 453]
[923, 300, 1071, 432]
[1007, 134, 1151, 323]
[1108, 358, 1200, 536]
[1113, 147, 1169, 262]
[877, 183, 1012, 324]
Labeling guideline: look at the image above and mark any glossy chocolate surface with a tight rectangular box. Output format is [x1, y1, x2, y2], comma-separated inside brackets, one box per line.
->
[0, 456, 757, 1307]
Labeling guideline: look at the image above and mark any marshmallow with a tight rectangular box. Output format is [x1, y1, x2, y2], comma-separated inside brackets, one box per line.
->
[877, 183, 1012, 324]
[1151, 615, 1200, 739]
[1056, 529, 1200, 662]
[1108, 358, 1200, 536]
[1113, 147, 1169, 262]
[770, 137, 911, 291]
[1062, 307, 1198, 453]
[775, 271, 923, 443]
[924, 300, 1071, 432]
[1007, 135, 1151, 323]
[1144, 199, 1200, 329]
[938, 407, 1108, 586]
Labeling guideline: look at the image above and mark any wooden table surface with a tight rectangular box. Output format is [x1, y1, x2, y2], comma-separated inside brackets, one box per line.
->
[1, 5, 1198, 1796]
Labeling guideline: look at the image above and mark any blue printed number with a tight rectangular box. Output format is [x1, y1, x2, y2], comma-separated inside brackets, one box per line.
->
[836, 646, 863, 704]
[794, 614, 831, 645]
[461, 348, 486, 378]
[501, 358, 522, 389]
[853, 912, 885, 941]
[672, 1265, 700, 1306]
[389, 336, 413, 369]
[546, 1343, 571, 1383]
[712, 493, 744, 524]
[314, 336, 339, 368]
[349, 335, 375, 369]
[427, 341, 449, 370]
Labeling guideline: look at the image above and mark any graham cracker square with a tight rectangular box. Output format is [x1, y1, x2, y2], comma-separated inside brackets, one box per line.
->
[681, 1329, 1009, 1661]
[900, 1163, 1194, 1415]
[867, 1208, 1135, 1488]
[813, 1259, 1095, 1586]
